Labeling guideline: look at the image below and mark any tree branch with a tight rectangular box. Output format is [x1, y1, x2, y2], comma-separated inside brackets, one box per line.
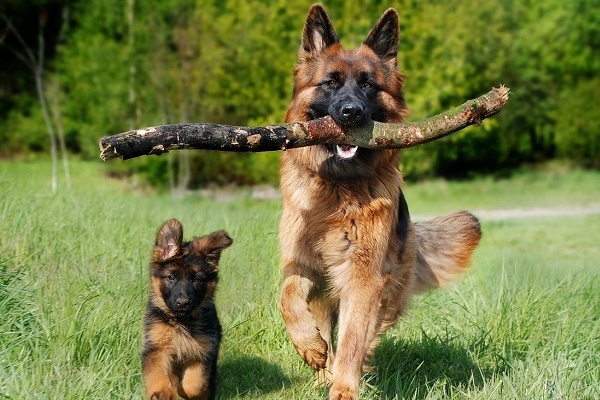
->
[99, 85, 510, 161]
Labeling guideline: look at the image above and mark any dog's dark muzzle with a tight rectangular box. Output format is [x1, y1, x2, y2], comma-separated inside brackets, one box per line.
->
[330, 101, 370, 128]
[329, 101, 370, 159]
[340, 103, 366, 126]
[168, 281, 202, 315]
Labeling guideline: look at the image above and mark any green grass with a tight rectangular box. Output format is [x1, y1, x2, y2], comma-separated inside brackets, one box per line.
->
[403, 163, 600, 215]
[0, 160, 599, 399]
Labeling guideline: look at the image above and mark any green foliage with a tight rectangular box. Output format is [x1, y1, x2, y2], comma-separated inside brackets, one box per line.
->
[189, 152, 281, 187]
[1, 0, 599, 185]
[3, 104, 48, 154]
[397, 0, 600, 178]
[554, 77, 600, 167]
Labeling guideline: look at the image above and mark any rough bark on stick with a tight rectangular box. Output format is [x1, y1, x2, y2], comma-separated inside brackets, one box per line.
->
[99, 86, 510, 161]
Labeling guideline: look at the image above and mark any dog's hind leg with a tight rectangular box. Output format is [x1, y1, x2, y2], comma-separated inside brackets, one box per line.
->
[280, 264, 329, 371]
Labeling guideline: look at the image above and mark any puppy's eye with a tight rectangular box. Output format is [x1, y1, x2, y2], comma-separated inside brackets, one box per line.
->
[166, 274, 176, 282]
[192, 276, 202, 283]
[362, 81, 373, 90]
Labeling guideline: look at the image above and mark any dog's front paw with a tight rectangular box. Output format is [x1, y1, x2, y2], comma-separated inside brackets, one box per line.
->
[328, 385, 358, 400]
[295, 335, 328, 371]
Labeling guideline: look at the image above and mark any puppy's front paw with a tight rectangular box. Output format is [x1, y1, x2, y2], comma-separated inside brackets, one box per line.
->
[150, 390, 177, 400]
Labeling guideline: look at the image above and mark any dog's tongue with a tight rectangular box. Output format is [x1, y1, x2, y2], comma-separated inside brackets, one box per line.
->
[336, 144, 358, 159]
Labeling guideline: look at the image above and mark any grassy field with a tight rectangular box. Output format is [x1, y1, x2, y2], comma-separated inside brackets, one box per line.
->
[1, 160, 599, 399]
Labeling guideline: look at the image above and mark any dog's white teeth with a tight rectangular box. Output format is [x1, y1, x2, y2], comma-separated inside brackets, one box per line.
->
[336, 145, 358, 159]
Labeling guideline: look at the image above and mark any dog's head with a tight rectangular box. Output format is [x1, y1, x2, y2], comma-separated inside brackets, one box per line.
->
[285, 4, 408, 180]
[150, 219, 232, 318]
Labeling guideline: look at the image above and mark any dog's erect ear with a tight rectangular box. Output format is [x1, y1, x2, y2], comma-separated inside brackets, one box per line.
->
[192, 230, 233, 269]
[153, 219, 183, 262]
[363, 8, 400, 67]
[300, 4, 339, 61]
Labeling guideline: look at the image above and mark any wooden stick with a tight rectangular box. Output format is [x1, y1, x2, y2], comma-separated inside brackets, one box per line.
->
[99, 86, 510, 161]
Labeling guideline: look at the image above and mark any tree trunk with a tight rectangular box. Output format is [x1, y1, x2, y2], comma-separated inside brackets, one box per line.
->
[48, 78, 71, 189]
[33, 17, 59, 192]
[1, 14, 63, 192]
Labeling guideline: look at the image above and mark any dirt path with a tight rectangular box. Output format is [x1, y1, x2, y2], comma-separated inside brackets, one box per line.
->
[201, 186, 600, 222]
[473, 204, 600, 220]
[415, 204, 600, 221]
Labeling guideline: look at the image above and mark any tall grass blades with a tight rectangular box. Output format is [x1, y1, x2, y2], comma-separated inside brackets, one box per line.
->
[0, 160, 598, 399]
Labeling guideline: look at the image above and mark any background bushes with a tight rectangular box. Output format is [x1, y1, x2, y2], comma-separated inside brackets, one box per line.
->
[1, 0, 598, 186]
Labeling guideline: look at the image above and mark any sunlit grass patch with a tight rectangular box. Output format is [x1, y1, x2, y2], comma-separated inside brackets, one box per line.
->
[0, 160, 598, 399]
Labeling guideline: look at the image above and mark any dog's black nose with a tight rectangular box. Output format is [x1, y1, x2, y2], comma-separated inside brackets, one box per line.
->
[340, 103, 364, 124]
[175, 298, 190, 309]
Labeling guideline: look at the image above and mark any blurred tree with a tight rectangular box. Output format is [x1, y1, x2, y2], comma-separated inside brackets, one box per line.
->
[397, 0, 600, 178]
[54, 0, 131, 158]
[554, 77, 600, 167]
[1, 0, 598, 187]
[395, 0, 512, 177]
[0, 0, 67, 124]
[506, 0, 600, 167]
[0, 1, 72, 191]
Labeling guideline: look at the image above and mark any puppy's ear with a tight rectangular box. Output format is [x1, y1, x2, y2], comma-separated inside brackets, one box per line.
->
[153, 219, 183, 262]
[363, 8, 400, 67]
[300, 4, 339, 62]
[192, 230, 233, 269]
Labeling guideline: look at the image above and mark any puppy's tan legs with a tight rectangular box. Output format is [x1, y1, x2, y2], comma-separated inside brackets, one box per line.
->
[178, 362, 210, 400]
[143, 350, 177, 400]
[280, 266, 328, 371]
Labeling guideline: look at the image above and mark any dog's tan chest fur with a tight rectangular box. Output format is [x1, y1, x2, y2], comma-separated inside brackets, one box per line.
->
[148, 321, 214, 364]
[280, 158, 406, 280]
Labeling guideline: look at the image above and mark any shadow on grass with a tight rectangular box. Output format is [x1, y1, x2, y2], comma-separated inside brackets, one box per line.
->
[218, 354, 291, 399]
[368, 333, 497, 399]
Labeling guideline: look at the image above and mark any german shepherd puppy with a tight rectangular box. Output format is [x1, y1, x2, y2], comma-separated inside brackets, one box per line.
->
[279, 5, 481, 399]
[142, 219, 232, 400]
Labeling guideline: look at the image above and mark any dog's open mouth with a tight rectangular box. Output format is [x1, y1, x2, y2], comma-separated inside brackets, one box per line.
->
[335, 144, 358, 159]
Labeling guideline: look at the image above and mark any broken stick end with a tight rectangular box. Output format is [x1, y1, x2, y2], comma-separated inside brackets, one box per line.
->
[99, 140, 121, 161]
[495, 85, 511, 102]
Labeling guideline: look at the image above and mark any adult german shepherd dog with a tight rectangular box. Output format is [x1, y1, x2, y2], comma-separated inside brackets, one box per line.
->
[142, 219, 232, 400]
[279, 5, 481, 399]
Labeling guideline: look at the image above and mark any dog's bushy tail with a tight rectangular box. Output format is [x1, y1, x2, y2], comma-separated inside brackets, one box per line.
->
[413, 211, 481, 291]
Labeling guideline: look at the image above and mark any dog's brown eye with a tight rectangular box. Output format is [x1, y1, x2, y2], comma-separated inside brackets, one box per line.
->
[192, 276, 202, 283]
[362, 81, 373, 90]
[321, 76, 339, 89]
[166, 274, 175, 282]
